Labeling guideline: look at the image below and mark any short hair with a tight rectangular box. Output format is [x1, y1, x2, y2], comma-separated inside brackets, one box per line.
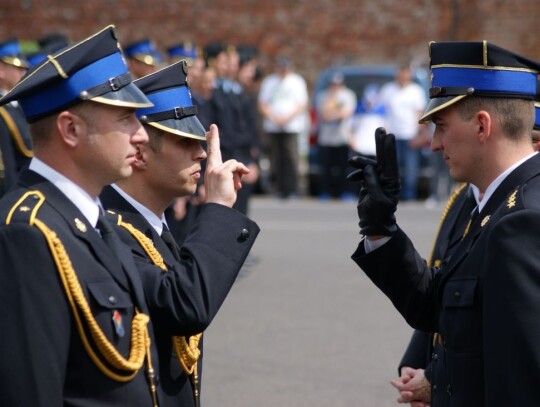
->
[29, 102, 99, 149]
[455, 96, 534, 142]
[29, 115, 55, 150]
[144, 124, 165, 152]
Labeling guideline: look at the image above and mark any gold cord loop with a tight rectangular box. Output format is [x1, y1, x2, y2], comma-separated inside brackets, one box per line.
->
[115, 215, 203, 403]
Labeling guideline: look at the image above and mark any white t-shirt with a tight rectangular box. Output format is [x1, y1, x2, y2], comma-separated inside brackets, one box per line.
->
[378, 81, 426, 140]
[350, 112, 387, 156]
[258, 72, 309, 134]
[315, 86, 357, 146]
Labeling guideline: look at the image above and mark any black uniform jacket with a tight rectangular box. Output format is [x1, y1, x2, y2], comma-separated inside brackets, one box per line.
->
[0, 102, 32, 194]
[100, 185, 259, 337]
[0, 170, 159, 406]
[205, 81, 256, 165]
[353, 154, 540, 407]
[101, 186, 259, 406]
[399, 184, 472, 373]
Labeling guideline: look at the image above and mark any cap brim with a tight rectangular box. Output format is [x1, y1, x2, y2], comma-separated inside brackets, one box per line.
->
[148, 115, 206, 141]
[90, 82, 153, 108]
[419, 95, 468, 124]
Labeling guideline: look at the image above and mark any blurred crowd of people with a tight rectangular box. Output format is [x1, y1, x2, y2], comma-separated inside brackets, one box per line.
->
[315, 63, 455, 204]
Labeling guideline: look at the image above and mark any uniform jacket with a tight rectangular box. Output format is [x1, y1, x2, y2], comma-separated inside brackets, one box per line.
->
[0, 170, 159, 406]
[353, 154, 540, 406]
[399, 184, 473, 374]
[205, 79, 256, 165]
[100, 185, 260, 406]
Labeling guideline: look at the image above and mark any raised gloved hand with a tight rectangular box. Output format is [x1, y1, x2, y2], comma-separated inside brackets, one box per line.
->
[347, 127, 401, 236]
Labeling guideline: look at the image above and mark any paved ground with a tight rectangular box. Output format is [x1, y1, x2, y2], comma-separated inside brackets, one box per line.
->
[201, 196, 444, 407]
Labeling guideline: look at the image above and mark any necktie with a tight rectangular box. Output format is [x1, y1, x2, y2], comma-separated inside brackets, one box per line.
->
[96, 213, 121, 259]
[161, 223, 180, 261]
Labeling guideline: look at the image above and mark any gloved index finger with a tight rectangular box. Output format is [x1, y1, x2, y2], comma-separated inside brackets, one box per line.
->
[381, 131, 399, 180]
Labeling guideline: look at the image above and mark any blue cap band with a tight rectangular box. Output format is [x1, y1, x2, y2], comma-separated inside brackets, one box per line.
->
[0, 41, 21, 58]
[137, 86, 193, 118]
[126, 41, 163, 63]
[126, 42, 154, 55]
[168, 47, 196, 59]
[20, 51, 127, 118]
[432, 67, 538, 96]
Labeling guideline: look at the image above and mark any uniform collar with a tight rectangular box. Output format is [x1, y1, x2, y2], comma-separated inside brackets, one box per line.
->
[29, 157, 101, 227]
[110, 183, 167, 235]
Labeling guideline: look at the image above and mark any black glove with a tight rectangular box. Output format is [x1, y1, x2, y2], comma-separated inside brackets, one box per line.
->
[347, 127, 401, 236]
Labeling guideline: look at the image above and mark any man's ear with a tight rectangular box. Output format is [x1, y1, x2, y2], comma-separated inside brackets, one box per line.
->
[476, 110, 492, 144]
[132, 144, 149, 170]
[56, 110, 84, 148]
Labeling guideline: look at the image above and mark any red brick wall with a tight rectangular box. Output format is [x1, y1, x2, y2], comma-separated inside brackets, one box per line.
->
[1, 0, 539, 88]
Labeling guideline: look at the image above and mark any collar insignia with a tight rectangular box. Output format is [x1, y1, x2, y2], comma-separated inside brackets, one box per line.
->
[74, 218, 87, 233]
[481, 215, 491, 227]
[507, 189, 517, 208]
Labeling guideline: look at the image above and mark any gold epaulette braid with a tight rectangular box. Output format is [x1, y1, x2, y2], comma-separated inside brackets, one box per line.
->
[0, 106, 33, 158]
[112, 213, 202, 404]
[115, 217, 167, 271]
[427, 183, 467, 267]
[7, 192, 157, 405]
[32, 218, 150, 381]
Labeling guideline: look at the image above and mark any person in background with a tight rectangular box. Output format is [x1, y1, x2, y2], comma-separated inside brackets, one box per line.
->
[204, 42, 259, 215]
[25, 32, 70, 68]
[258, 56, 308, 199]
[349, 83, 386, 161]
[167, 41, 198, 66]
[378, 62, 427, 201]
[315, 71, 357, 201]
[124, 38, 164, 79]
[0, 39, 31, 196]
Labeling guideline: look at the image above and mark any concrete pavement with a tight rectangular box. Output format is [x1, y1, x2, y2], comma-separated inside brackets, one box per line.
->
[201, 196, 444, 407]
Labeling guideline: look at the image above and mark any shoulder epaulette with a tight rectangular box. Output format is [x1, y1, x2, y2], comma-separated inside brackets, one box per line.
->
[6, 190, 45, 225]
[107, 210, 167, 272]
[0, 106, 33, 158]
[427, 183, 467, 267]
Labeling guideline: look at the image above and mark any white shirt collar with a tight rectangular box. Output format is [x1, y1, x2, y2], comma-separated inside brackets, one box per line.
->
[29, 157, 101, 228]
[111, 184, 167, 235]
[477, 152, 538, 212]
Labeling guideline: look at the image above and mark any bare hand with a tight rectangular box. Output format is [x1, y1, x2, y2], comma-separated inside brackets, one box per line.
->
[242, 162, 260, 185]
[391, 367, 431, 406]
[204, 124, 250, 208]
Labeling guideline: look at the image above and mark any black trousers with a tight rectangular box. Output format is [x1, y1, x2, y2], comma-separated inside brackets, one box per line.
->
[268, 132, 299, 198]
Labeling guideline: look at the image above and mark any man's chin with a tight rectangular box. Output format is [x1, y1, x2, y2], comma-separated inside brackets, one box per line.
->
[115, 167, 134, 182]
